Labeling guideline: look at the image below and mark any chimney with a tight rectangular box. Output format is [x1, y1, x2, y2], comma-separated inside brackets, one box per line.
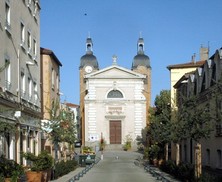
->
[200, 46, 209, 61]
[191, 53, 196, 63]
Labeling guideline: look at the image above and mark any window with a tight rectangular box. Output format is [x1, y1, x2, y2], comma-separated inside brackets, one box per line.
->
[33, 1, 37, 16]
[5, 59, 11, 90]
[33, 39, 37, 56]
[184, 145, 187, 162]
[5, 2, 11, 33]
[27, 0, 32, 8]
[211, 64, 216, 86]
[206, 149, 210, 166]
[33, 82, 38, 103]
[217, 150, 222, 168]
[27, 31, 31, 52]
[201, 73, 206, 92]
[20, 23, 25, 45]
[51, 68, 55, 90]
[107, 90, 123, 98]
[21, 72, 26, 98]
[28, 77, 32, 100]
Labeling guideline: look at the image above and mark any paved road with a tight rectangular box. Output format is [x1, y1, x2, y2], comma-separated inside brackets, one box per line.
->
[77, 151, 156, 182]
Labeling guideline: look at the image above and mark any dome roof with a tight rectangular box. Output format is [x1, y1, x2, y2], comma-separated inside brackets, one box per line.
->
[132, 53, 150, 69]
[79, 37, 99, 69]
[80, 53, 99, 69]
[132, 37, 151, 69]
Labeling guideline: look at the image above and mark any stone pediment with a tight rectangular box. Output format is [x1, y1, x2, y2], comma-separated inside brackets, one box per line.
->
[85, 65, 145, 79]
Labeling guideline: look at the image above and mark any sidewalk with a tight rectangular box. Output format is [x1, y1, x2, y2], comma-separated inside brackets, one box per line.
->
[49, 167, 85, 182]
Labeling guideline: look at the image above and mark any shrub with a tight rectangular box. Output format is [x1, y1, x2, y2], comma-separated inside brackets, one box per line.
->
[160, 160, 176, 174]
[0, 155, 24, 181]
[123, 134, 133, 151]
[143, 147, 149, 159]
[22, 150, 53, 171]
[176, 162, 194, 181]
[54, 159, 77, 179]
[199, 172, 222, 182]
[160, 160, 194, 181]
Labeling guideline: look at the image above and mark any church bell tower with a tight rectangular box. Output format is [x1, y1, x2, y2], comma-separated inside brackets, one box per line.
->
[79, 37, 99, 146]
[132, 36, 151, 125]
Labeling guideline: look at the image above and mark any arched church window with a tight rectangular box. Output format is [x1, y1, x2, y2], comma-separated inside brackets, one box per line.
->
[107, 90, 123, 98]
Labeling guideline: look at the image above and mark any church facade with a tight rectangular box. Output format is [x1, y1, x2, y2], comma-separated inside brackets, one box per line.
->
[79, 37, 151, 149]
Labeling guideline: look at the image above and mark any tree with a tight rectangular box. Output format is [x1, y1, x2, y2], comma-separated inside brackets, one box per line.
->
[178, 95, 213, 179]
[43, 99, 77, 161]
[147, 90, 171, 161]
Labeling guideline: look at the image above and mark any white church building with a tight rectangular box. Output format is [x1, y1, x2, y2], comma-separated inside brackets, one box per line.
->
[79, 37, 151, 149]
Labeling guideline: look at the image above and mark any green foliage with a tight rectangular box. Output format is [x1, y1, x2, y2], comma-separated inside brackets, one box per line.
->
[199, 172, 222, 182]
[22, 151, 53, 171]
[178, 96, 213, 142]
[82, 146, 95, 154]
[0, 155, 24, 180]
[54, 159, 77, 179]
[146, 90, 171, 159]
[123, 134, 133, 151]
[143, 147, 149, 159]
[147, 144, 161, 160]
[159, 160, 177, 174]
[43, 99, 77, 145]
[0, 120, 16, 134]
[136, 135, 145, 151]
[161, 161, 222, 182]
[149, 90, 171, 143]
[160, 160, 195, 181]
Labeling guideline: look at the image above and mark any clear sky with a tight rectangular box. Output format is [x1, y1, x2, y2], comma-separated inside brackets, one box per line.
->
[40, 0, 222, 105]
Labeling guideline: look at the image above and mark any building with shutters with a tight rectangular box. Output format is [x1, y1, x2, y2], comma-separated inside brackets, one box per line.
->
[79, 36, 151, 149]
[0, 0, 41, 164]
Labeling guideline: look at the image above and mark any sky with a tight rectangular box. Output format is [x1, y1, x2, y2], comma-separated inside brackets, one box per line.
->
[40, 0, 222, 106]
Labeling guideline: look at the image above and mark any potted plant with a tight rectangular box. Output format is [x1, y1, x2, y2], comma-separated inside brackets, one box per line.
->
[123, 134, 133, 151]
[0, 155, 24, 182]
[22, 150, 53, 182]
[148, 144, 160, 166]
[99, 137, 106, 151]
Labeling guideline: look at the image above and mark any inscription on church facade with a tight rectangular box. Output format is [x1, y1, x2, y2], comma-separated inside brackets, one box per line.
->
[107, 106, 123, 114]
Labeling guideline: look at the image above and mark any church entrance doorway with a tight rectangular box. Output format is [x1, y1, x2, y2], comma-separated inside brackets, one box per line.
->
[109, 120, 121, 144]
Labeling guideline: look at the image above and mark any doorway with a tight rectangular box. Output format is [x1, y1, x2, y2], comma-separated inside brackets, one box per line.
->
[109, 120, 121, 144]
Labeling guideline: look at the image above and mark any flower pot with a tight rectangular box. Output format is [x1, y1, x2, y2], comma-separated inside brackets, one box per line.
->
[4, 178, 11, 182]
[26, 171, 43, 182]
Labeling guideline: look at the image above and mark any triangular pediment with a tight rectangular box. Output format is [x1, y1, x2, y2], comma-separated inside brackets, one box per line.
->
[85, 65, 145, 79]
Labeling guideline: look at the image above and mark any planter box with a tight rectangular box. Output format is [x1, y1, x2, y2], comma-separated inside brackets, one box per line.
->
[26, 169, 51, 182]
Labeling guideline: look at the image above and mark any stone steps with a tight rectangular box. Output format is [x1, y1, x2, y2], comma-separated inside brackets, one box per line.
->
[105, 144, 123, 151]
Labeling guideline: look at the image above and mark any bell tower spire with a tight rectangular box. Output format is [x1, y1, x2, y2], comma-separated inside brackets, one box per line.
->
[132, 35, 151, 125]
[86, 36, 93, 54]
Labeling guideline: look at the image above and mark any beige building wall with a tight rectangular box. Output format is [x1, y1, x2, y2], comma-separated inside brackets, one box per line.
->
[167, 61, 205, 161]
[40, 48, 62, 159]
[174, 49, 222, 170]
[41, 51, 61, 120]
